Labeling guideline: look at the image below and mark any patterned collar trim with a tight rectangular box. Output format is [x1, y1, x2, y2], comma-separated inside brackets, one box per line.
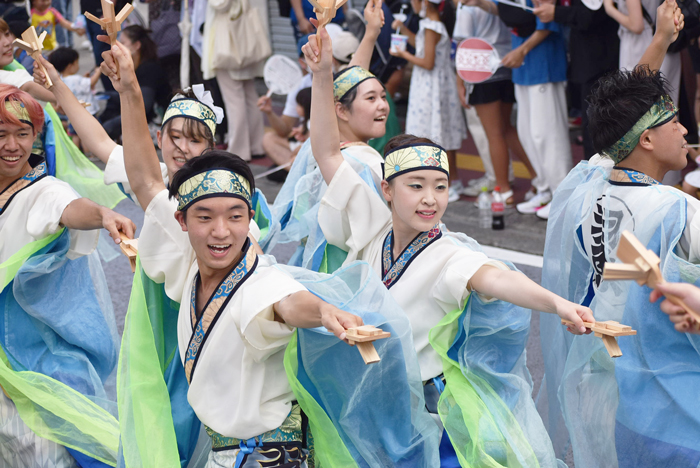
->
[184, 239, 258, 383]
[609, 167, 660, 186]
[382, 225, 442, 289]
[0, 159, 47, 215]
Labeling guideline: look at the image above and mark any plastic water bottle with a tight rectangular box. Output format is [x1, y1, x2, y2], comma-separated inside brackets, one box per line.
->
[477, 186, 491, 229]
[491, 186, 505, 230]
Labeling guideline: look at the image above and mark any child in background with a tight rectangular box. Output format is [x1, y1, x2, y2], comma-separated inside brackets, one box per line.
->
[266, 86, 312, 183]
[31, 0, 84, 51]
[390, 0, 467, 203]
[48, 47, 100, 114]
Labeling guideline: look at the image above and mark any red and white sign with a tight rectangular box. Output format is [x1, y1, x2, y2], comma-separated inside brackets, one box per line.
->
[455, 38, 501, 84]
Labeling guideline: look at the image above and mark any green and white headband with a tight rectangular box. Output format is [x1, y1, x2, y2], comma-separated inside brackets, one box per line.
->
[603, 94, 678, 164]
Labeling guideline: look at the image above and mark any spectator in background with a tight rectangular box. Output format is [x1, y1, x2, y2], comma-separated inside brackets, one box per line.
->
[48, 47, 100, 115]
[391, 0, 467, 202]
[258, 35, 312, 168]
[100, 25, 170, 140]
[476, 0, 571, 219]
[52, 0, 72, 47]
[202, 0, 269, 161]
[604, 0, 681, 105]
[290, 0, 346, 42]
[534, 0, 620, 160]
[82, 0, 114, 90]
[146, 0, 182, 94]
[455, 0, 538, 205]
[31, 0, 85, 52]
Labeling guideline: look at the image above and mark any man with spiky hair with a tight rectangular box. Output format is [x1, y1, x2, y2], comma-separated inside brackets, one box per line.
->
[539, 2, 700, 466]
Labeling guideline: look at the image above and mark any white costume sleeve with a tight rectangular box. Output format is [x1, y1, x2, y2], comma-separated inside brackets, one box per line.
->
[103, 145, 169, 202]
[0, 69, 33, 88]
[27, 178, 99, 258]
[139, 189, 196, 301]
[319, 161, 391, 259]
[432, 235, 510, 309]
[235, 263, 305, 362]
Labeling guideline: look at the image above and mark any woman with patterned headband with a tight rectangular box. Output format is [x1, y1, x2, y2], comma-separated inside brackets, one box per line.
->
[0, 84, 135, 467]
[266, 64, 389, 270]
[301, 28, 595, 467]
[539, 65, 700, 466]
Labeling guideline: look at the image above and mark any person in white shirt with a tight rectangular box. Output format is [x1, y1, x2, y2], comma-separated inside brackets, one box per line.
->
[0, 83, 134, 468]
[99, 38, 366, 467]
[302, 27, 594, 466]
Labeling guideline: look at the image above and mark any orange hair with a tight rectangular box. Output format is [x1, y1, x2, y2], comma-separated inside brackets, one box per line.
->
[0, 84, 44, 131]
[0, 19, 9, 34]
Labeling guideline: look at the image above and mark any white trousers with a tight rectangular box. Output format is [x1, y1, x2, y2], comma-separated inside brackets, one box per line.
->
[0, 391, 77, 468]
[464, 105, 495, 181]
[216, 72, 265, 161]
[515, 82, 572, 193]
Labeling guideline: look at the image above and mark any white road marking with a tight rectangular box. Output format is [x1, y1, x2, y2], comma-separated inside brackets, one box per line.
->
[481, 245, 543, 268]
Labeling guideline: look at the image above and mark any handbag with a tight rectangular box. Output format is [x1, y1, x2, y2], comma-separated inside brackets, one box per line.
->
[211, 0, 272, 70]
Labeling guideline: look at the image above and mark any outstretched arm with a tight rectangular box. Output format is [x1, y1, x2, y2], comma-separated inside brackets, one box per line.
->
[19, 80, 57, 104]
[637, 0, 683, 70]
[61, 197, 136, 243]
[33, 54, 117, 164]
[274, 290, 363, 340]
[469, 265, 594, 334]
[349, 0, 385, 70]
[99, 38, 165, 210]
[304, 26, 345, 185]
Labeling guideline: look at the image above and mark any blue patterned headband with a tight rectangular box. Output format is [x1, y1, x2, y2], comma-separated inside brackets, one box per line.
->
[383, 143, 450, 181]
[603, 94, 678, 163]
[162, 84, 224, 138]
[333, 66, 378, 101]
[176, 168, 252, 211]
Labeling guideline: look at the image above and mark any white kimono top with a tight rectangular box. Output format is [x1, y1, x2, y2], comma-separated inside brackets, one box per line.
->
[319, 161, 505, 381]
[1, 160, 98, 263]
[139, 189, 305, 439]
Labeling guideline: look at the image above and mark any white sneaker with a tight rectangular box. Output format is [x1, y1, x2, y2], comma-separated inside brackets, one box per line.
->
[449, 180, 464, 202]
[535, 202, 551, 220]
[524, 187, 537, 202]
[516, 190, 552, 214]
[463, 176, 496, 197]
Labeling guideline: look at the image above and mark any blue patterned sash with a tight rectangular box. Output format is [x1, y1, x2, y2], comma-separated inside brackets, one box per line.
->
[184, 241, 258, 383]
[0, 160, 46, 216]
[381, 225, 442, 289]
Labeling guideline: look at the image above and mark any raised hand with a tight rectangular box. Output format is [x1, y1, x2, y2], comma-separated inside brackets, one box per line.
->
[32, 54, 61, 89]
[97, 37, 139, 94]
[365, 0, 385, 32]
[301, 23, 334, 75]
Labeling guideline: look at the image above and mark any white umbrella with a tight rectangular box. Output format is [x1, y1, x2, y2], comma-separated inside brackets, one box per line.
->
[178, 0, 192, 89]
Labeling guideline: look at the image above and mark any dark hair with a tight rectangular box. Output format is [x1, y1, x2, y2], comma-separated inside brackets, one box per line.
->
[121, 25, 158, 64]
[296, 87, 311, 133]
[162, 88, 216, 147]
[169, 150, 255, 212]
[587, 66, 670, 154]
[383, 134, 435, 156]
[48, 47, 79, 73]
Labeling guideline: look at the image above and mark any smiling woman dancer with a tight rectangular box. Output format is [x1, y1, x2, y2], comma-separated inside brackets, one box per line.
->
[302, 27, 595, 467]
[266, 4, 389, 271]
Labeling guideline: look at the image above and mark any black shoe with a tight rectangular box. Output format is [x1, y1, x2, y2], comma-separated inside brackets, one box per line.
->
[266, 165, 288, 183]
[251, 153, 266, 160]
